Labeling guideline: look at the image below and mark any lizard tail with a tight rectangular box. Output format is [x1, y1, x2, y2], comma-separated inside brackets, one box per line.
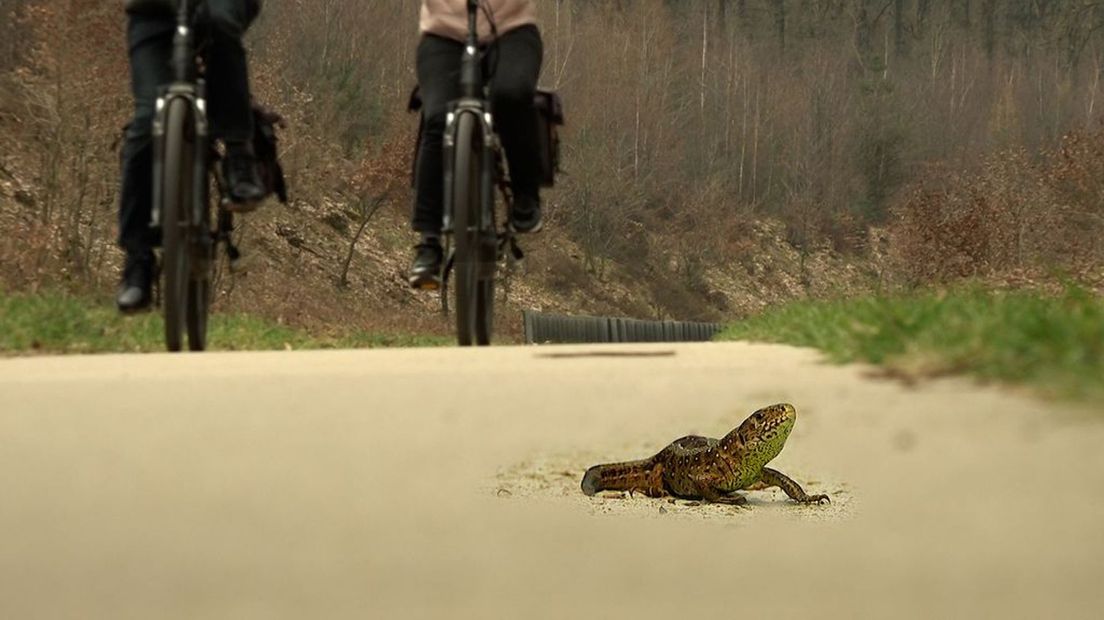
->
[581, 459, 660, 496]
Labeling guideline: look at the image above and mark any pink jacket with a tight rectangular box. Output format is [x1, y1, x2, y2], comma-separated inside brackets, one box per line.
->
[420, 0, 536, 42]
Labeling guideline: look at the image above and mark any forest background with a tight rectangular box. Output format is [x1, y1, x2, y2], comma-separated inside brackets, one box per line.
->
[1, 0, 1102, 339]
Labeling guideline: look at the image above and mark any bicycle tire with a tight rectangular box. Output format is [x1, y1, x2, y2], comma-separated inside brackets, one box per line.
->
[452, 111, 481, 347]
[185, 172, 212, 351]
[473, 139, 496, 346]
[185, 267, 210, 351]
[475, 268, 494, 345]
[161, 97, 194, 353]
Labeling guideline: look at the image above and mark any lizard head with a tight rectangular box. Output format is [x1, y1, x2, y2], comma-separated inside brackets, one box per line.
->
[724, 403, 797, 468]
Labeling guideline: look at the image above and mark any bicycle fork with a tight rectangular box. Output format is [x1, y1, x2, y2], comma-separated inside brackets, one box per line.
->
[150, 82, 208, 229]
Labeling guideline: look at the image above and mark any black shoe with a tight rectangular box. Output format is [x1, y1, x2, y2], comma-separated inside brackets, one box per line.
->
[510, 192, 543, 233]
[223, 148, 266, 211]
[116, 251, 157, 314]
[408, 241, 443, 290]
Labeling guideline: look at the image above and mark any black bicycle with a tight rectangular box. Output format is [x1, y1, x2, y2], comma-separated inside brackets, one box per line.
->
[151, 0, 245, 352]
[437, 0, 562, 346]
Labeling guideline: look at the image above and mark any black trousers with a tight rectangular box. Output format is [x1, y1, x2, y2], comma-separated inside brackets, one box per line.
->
[118, 0, 258, 254]
[412, 25, 544, 233]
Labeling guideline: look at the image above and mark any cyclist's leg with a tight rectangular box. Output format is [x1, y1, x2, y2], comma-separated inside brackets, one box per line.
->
[205, 0, 264, 205]
[117, 17, 173, 312]
[413, 34, 463, 235]
[409, 34, 462, 287]
[487, 25, 543, 232]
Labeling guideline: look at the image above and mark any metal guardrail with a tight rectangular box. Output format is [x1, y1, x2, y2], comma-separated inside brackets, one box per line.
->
[522, 310, 724, 344]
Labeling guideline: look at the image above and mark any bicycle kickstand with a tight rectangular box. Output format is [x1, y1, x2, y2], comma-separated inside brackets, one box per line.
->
[439, 250, 455, 317]
[217, 210, 244, 273]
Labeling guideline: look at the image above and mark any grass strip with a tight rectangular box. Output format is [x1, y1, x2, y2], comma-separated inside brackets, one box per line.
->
[716, 286, 1104, 401]
[0, 290, 449, 354]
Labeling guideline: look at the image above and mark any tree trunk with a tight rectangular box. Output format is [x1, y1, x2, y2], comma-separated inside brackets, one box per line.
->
[894, 0, 908, 58]
[774, 0, 787, 53]
[339, 192, 389, 288]
[854, 0, 873, 69]
[981, 0, 998, 63]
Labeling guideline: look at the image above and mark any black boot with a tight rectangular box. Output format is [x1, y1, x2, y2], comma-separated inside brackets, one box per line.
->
[408, 238, 443, 290]
[222, 141, 266, 211]
[116, 250, 157, 314]
[510, 191, 543, 233]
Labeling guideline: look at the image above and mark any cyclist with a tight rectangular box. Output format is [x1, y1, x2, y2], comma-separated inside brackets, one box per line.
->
[409, 0, 544, 289]
[116, 0, 266, 312]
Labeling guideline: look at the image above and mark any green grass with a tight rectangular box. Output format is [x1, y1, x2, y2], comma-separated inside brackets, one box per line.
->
[0, 290, 449, 354]
[716, 286, 1104, 401]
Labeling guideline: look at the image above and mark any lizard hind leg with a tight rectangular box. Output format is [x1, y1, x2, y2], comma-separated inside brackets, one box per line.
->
[694, 485, 749, 507]
[711, 492, 749, 507]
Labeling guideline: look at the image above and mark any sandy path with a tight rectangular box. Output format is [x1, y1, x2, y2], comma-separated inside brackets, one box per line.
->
[0, 342, 1102, 618]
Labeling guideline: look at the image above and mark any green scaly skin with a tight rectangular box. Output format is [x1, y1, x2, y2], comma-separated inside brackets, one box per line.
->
[580, 403, 829, 506]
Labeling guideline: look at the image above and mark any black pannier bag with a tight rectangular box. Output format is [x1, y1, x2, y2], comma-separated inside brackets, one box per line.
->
[408, 86, 424, 188]
[408, 86, 564, 188]
[123, 0, 176, 15]
[252, 102, 288, 204]
[124, 0, 262, 17]
[533, 89, 564, 188]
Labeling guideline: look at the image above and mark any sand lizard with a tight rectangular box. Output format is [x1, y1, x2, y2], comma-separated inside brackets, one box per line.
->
[581, 403, 829, 505]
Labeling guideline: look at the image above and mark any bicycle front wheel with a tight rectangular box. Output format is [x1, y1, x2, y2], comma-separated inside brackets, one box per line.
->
[451, 111, 490, 347]
[160, 97, 194, 353]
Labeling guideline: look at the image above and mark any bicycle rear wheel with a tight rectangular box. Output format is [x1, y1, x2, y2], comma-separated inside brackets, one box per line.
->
[185, 240, 210, 351]
[161, 97, 194, 353]
[474, 264, 494, 345]
[185, 280, 209, 350]
[184, 169, 213, 351]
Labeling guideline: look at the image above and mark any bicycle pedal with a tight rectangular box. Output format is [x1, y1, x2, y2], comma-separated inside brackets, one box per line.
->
[222, 198, 263, 214]
[225, 243, 246, 274]
[509, 239, 525, 261]
[409, 275, 441, 291]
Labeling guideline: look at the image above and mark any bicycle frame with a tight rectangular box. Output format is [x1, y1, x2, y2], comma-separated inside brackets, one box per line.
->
[442, 0, 505, 277]
[432, 0, 528, 344]
[148, 0, 243, 351]
[152, 0, 208, 230]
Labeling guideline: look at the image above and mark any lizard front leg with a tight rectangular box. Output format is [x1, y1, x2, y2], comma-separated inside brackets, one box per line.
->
[757, 467, 830, 504]
[710, 491, 749, 506]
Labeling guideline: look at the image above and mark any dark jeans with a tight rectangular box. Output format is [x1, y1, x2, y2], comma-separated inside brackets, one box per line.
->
[118, 0, 258, 254]
[412, 25, 544, 233]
